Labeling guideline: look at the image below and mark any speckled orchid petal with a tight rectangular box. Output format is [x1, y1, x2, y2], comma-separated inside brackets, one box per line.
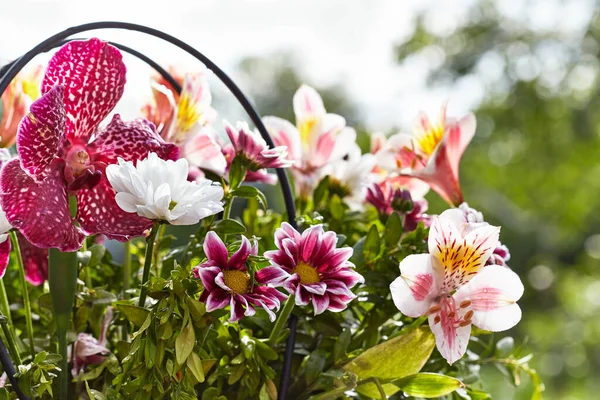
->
[0, 159, 85, 251]
[90, 115, 179, 164]
[41, 38, 126, 141]
[16, 86, 65, 180]
[77, 179, 153, 241]
[17, 233, 48, 286]
[0, 240, 9, 279]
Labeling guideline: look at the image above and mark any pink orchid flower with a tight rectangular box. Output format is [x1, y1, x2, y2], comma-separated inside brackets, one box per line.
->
[0, 38, 179, 251]
[390, 209, 523, 364]
[193, 232, 287, 322]
[383, 104, 476, 206]
[263, 85, 356, 198]
[71, 308, 112, 376]
[262, 223, 364, 314]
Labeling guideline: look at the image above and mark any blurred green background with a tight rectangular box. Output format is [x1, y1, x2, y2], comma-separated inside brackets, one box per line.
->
[234, 1, 600, 399]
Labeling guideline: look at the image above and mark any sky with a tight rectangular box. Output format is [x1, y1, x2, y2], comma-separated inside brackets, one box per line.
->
[0, 0, 482, 132]
[0, 0, 593, 132]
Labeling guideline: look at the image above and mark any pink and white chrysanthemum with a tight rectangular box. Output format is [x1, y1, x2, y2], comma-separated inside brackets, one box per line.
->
[0, 39, 179, 251]
[224, 121, 293, 171]
[261, 223, 364, 315]
[193, 232, 287, 322]
[389, 209, 523, 364]
[263, 85, 356, 198]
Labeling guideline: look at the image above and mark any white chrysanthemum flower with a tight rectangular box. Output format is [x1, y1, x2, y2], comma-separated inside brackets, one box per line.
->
[106, 153, 224, 225]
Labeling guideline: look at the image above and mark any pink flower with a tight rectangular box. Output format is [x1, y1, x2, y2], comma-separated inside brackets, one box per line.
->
[389, 209, 523, 364]
[365, 182, 431, 231]
[262, 223, 364, 315]
[71, 308, 112, 376]
[0, 39, 179, 251]
[193, 232, 287, 322]
[225, 121, 293, 171]
[263, 85, 356, 198]
[396, 104, 476, 206]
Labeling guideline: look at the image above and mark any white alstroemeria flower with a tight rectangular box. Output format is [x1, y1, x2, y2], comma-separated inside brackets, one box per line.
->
[390, 209, 523, 365]
[318, 143, 377, 211]
[106, 153, 224, 225]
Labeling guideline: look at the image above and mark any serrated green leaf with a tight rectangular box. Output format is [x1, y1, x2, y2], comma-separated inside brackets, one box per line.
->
[116, 303, 150, 328]
[343, 327, 435, 397]
[176, 323, 196, 365]
[393, 373, 463, 398]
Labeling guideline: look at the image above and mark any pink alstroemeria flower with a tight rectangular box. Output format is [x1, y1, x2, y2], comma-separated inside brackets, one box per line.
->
[193, 232, 287, 322]
[142, 67, 227, 180]
[262, 223, 364, 314]
[0, 65, 43, 148]
[263, 85, 356, 198]
[390, 209, 523, 364]
[0, 39, 178, 251]
[365, 182, 431, 231]
[383, 104, 476, 206]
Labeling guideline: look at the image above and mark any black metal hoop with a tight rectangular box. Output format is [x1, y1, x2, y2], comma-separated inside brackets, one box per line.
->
[0, 22, 298, 399]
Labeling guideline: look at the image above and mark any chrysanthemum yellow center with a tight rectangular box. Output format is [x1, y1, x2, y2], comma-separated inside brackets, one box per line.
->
[293, 262, 320, 285]
[223, 270, 251, 294]
[175, 94, 201, 136]
[414, 122, 445, 156]
[298, 118, 318, 149]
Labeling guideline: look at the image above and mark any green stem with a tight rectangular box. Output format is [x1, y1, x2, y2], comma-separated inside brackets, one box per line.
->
[223, 198, 233, 220]
[138, 222, 161, 307]
[267, 295, 295, 346]
[10, 231, 34, 359]
[0, 314, 21, 365]
[123, 241, 131, 295]
[49, 248, 79, 400]
[0, 279, 12, 327]
[82, 239, 91, 288]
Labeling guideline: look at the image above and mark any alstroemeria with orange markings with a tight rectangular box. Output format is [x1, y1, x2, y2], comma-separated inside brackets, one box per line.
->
[390, 208, 523, 364]
[142, 67, 226, 179]
[263, 85, 356, 198]
[382, 104, 476, 206]
[0, 65, 43, 148]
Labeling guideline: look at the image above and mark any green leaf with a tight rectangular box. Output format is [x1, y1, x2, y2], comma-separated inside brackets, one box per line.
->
[329, 194, 344, 220]
[88, 244, 106, 267]
[351, 237, 365, 268]
[393, 373, 464, 398]
[362, 224, 381, 260]
[232, 186, 268, 209]
[228, 156, 247, 190]
[333, 328, 351, 362]
[343, 327, 435, 397]
[187, 352, 205, 383]
[116, 303, 150, 328]
[176, 323, 196, 365]
[214, 218, 246, 235]
[312, 176, 330, 207]
[384, 211, 403, 247]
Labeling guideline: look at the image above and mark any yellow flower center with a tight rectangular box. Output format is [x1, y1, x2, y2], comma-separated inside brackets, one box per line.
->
[298, 118, 318, 150]
[437, 244, 484, 291]
[293, 262, 320, 285]
[414, 121, 445, 156]
[175, 94, 201, 137]
[223, 270, 251, 294]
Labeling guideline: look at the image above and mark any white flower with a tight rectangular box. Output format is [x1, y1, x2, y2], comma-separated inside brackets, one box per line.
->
[318, 143, 377, 210]
[106, 153, 224, 225]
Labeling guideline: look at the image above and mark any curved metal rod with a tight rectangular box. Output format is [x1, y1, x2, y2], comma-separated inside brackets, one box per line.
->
[0, 39, 182, 95]
[0, 22, 298, 398]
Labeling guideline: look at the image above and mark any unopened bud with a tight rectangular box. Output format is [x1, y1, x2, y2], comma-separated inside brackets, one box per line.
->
[391, 189, 414, 213]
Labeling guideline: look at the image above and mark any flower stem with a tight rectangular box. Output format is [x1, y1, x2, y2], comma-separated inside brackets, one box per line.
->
[223, 199, 233, 220]
[0, 313, 21, 365]
[138, 222, 161, 307]
[82, 239, 91, 288]
[123, 241, 131, 295]
[9, 232, 34, 359]
[0, 279, 12, 327]
[267, 295, 295, 347]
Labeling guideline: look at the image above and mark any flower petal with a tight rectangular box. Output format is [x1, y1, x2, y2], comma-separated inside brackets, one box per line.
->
[205, 289, 231, 312]
[203, 231, 228, 267]
[0, 240, 10, 279]
[390, 254, 439, 318]
[255, 266, 290, 286]
[428, 311, 471, 365]
[445, 114, 476, 177]
[0, 159, 85, 251]
[18, 233, 48, 286]
[183, 131, 227, 175]
[453, 265, 523, 332]
[76, 178, 153, 241]
[90, 115, 179, 164]
[263, 116, 302, 162]
[17, 86, 65, 180]
[293, 84, 326, 123]
[41, 38, 126, 141]
[312, 294, 330, 315]
[227, 236, 251, 270]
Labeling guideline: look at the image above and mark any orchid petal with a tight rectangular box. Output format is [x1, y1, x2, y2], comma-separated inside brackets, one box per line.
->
[41, 38, 126, 141]
[0, 240, 9, 279]
[0, 159, 85, 251]
[18, 233, 48, 286]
